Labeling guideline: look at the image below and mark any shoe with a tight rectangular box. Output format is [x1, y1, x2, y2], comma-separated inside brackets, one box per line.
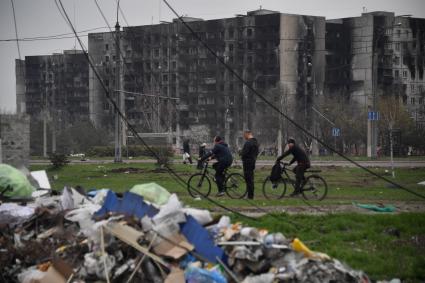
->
[215, 191, 225, 197]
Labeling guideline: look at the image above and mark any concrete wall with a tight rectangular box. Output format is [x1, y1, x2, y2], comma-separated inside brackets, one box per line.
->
[279, 14, 326, 143]
[0, 114, 30, 168]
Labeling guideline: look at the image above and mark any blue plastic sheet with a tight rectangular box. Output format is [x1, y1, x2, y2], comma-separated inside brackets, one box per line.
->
[180, 215, 226, 264]
[94, 191, 158, 219]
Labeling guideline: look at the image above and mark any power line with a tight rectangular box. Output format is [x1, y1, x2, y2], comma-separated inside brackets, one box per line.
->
[162, 0, 425, 201]
[0, 27, 108, 42]
[10, 0, 21, 60]
[55, 0, 258, 221]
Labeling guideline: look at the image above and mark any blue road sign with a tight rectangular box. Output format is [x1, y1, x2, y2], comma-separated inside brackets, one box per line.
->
[368, 111, 380, 121]
[332, 127, 340, 137]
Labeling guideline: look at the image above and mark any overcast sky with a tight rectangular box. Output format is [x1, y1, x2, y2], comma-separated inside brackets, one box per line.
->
[1, 0, 425, 112]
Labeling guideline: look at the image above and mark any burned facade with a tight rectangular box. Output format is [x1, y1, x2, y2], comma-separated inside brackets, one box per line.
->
[88, 9, 325, 150]
[16, 50, 90, 154]
[325, 12, 425, 129]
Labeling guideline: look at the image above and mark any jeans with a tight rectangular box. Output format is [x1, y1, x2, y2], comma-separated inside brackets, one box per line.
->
[213, 162, 229, 193]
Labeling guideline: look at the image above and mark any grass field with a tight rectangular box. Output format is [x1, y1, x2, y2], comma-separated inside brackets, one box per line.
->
[30, 162, 425, 207]
[29, 162, 425, 281]
[232, 213, 425, 282]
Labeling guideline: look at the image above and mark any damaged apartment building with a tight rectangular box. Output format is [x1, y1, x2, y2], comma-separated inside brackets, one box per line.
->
[15, 50, 89, 155]
[88, 9, 325, 150]
[20, 10, 424, 154]
[326, 11, 425, 129]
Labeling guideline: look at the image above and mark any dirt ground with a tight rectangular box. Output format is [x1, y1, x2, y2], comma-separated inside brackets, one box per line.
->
[210, 201, 425, 217]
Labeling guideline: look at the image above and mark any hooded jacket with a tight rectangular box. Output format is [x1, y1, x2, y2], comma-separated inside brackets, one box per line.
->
[201, 141, 233, 165]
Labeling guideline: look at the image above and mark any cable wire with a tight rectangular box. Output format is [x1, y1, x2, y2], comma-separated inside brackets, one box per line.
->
[55, 0, 258, 221]
[162, 0, 425, 201]
[10, 0, 21, 60]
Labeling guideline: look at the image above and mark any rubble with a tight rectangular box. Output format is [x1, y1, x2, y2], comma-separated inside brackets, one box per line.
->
[0, 180, 371, 282]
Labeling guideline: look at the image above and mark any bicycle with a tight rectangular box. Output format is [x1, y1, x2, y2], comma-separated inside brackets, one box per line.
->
[187, 161, 246, 199]
[262, 162, 328, 200]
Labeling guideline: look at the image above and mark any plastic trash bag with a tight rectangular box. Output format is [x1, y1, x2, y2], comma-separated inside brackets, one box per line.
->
[130, 182, 171, 205]
[0, 164, 35, 198]
[185, 265, 227, 283]
[183, 208, 212, 225]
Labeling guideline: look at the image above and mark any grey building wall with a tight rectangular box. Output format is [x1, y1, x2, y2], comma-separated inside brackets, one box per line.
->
[0, 114, 30, 168]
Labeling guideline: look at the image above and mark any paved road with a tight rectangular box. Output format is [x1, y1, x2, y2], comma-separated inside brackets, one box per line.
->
[30, 158, 425, 168]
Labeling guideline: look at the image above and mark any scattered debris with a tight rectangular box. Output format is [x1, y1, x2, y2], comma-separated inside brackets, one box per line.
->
[0, 178, 371, 282]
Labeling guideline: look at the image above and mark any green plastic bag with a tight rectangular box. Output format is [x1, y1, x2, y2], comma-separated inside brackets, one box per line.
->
[0, 164, 35, 198]
[130, 182, 171, 205]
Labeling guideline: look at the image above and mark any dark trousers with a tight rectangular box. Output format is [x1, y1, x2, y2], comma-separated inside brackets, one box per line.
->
[293, 164, 310, 192]
[243, 167, 255, 199]
[213, 162, 228, 192]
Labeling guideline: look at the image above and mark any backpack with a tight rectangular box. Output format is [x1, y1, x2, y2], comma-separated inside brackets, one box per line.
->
[269, 162, 282, 182]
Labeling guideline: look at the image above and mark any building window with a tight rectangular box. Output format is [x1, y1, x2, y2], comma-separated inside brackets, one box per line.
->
[419, 97, 424, 105]
[105, 55, 110, 62]
[411, 97, 415, 105]
[396, 29, 401, 37]
[154, 49, 159, 57]
[105, 44, 109, 51]
[394, 70, 399, 78]
[207, 97, 214, 104]
[403, 70, 408, 78]
[172, 61, 177, 69]
[228, 44, 234, 52]
[228, 29, 234, 39]
[247, 28, 253, 37]
[247, 42, 253, 50]
[395, 43, 400, 51]
[394, 56, 400, 65]
[411, 84, 415, 93]
[163, 74, 168, 82]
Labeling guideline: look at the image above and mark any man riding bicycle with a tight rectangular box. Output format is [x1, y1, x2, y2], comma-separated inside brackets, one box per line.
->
[276, 138, 310, 196]
[200, 136, 233, 197]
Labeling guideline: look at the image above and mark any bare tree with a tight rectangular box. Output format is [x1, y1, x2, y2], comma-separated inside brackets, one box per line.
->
[378, 95, 412, 177]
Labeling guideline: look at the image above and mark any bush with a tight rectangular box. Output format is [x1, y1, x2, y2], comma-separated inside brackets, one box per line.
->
[49, 153, 70, 169]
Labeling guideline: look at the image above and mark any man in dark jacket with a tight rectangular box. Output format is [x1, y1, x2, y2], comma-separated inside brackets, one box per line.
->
[276, 138, 310, 196]
[200, 136, 233, 197]
[240, 130, 259, 199]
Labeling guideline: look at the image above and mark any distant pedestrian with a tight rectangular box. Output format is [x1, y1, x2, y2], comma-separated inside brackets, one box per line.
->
[240, 130, 259, 199]
[197, 143, 207, 169]
[183, 139, 193, 164]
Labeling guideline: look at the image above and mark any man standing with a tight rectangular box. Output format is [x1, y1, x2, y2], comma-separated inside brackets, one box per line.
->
[200, 136, 233, 197]
[276, 138, 310, 196]
[182, 139, 193, 164]
[240, 130, 259, 199]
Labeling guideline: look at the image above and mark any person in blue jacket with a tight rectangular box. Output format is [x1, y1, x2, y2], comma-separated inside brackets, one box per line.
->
[200, 136, 233, 196]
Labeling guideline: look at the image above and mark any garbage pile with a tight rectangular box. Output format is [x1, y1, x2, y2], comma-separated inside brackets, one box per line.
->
[0, 180, 371, 283]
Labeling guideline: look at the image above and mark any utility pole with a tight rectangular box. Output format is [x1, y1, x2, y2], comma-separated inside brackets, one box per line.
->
[51, 80, 56, 153]
[43, 65, 48, 158]
[114, 19, 122, 163]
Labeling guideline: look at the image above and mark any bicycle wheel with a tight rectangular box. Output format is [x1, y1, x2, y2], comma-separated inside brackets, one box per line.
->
[262, 176, 287, 199]
[302, 175, 328, 201]
[225, 173, 246, 199]
[187, 173, 211, 198]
